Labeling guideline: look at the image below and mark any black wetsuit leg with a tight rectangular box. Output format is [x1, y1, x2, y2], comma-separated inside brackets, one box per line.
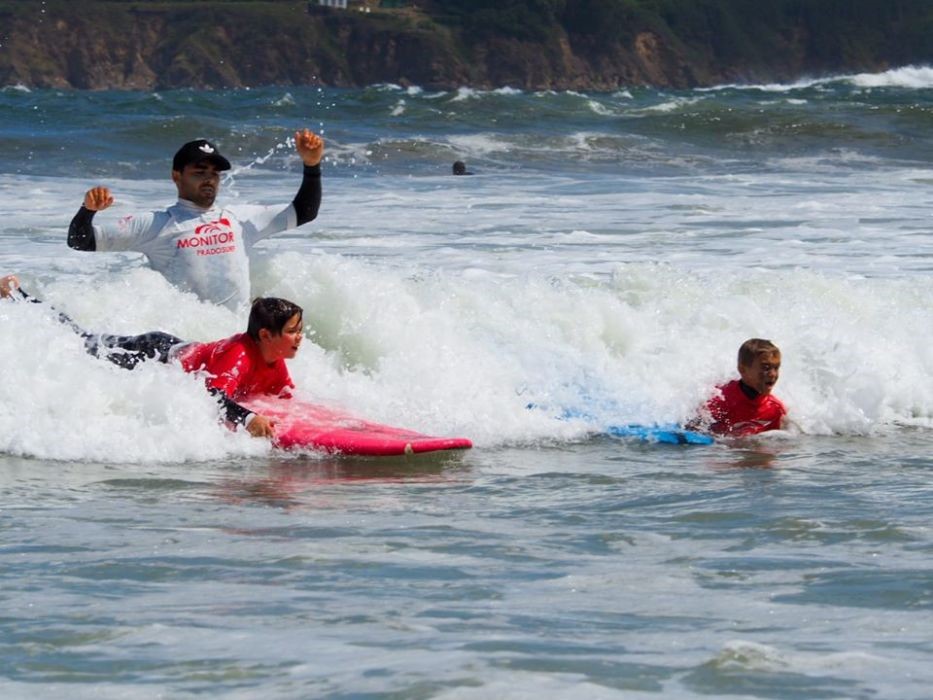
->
[86, 332, 185, 370]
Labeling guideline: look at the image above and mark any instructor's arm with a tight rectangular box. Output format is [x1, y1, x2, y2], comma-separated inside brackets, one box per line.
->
[292, 129, 324, 226]
[68, 186, 114, 251]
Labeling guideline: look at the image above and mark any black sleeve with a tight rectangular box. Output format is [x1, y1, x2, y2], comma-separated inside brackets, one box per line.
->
[207, 387, 254, 427]
[293, 163, 322, 227]
[68, 206, 97, 251]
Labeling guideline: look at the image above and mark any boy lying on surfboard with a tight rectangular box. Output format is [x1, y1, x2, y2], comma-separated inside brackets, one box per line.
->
[1, 273, 298, 439]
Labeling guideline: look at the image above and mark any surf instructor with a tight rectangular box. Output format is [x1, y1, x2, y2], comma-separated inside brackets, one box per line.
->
[67, 129, 324, 312]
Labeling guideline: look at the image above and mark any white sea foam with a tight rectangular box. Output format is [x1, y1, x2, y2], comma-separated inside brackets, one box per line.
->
[1, 142, 931, 462]
[705, 64, 933, 92]
[711, 639, 918, 683]
[702, 76, 827, 92]
[272, 92, 296, 107]
[2, 244, 930, 462]
[445, 132, 510, 157]
[586, 99, 614, 116]
[450, 87, 478, 102]
[637, 96, 705, 113]
[450, 86, 523, 102]
[849, 64, 933, 89]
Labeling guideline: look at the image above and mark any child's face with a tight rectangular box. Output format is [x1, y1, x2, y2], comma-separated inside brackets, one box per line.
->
[260, 313, 303, 361]
[739, 351, 781, 395]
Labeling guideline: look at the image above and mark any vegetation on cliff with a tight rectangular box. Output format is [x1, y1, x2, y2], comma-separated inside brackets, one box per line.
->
[1, 0, 931, 90]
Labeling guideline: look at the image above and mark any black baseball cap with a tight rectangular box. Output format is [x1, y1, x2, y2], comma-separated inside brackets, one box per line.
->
[172, 139, 232, 172]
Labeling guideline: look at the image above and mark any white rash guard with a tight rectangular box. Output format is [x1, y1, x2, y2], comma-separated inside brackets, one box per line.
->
[92, 199, 296, 311]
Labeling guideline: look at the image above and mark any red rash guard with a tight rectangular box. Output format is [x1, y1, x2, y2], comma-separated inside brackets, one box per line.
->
[177, 333, 293, 401]
[705, 379, 786, 436]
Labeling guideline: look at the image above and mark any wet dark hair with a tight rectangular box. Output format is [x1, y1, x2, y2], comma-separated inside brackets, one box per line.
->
[738, 338, 780, 367]
[247, 297, 303, 341]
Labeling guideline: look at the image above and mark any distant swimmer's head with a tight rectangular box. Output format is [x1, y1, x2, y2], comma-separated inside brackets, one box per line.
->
[452, 160, 473, 176]
[173, 139, 232, 173]
[737, 338, 781, 396]
[172, 139, 231, 208]
[248, 297, 304, 362]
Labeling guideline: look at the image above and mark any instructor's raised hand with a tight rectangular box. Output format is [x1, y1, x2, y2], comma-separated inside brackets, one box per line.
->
[295, 129, 324, 167]
[83, 186, 114, 211]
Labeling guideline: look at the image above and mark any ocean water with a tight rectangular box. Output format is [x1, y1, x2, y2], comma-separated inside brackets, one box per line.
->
[1, 65, 932, 698]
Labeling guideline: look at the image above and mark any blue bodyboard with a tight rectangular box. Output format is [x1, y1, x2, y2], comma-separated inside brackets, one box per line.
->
[534, 405, 715, 446]
[605, 423, 714, 445]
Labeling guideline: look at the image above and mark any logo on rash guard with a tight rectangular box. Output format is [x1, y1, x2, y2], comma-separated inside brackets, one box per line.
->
[117, 215, 135, 232]
[177, 218, 237, 256]
[195, 218, 232, 237]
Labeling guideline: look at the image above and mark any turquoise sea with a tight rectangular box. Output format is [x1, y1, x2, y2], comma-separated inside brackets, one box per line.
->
[1, 66, 933, 698]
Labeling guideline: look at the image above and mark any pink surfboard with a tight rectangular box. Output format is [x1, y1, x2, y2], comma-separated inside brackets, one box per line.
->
[242, 397, 473, 456]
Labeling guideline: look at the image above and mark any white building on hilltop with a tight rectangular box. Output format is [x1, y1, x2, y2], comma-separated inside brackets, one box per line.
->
[309, 0, 383, 13]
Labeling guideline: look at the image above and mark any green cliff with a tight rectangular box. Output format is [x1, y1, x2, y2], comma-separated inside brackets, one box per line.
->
[1, 0, 931, 90]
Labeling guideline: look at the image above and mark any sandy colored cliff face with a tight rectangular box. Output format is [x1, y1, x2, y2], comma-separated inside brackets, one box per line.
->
[0, 1, 914, 90]
[633, 32, 665, 85]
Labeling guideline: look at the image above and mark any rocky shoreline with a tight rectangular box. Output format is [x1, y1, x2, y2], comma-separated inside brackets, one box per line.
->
[1, 0, 931, 91]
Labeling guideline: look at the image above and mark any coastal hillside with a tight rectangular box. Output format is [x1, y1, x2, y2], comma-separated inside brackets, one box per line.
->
[1, 0, 932, 90]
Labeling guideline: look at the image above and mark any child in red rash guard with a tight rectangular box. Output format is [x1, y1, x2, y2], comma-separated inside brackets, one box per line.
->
[690, 338, 787, 437]
[173, 301, 303, 437]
